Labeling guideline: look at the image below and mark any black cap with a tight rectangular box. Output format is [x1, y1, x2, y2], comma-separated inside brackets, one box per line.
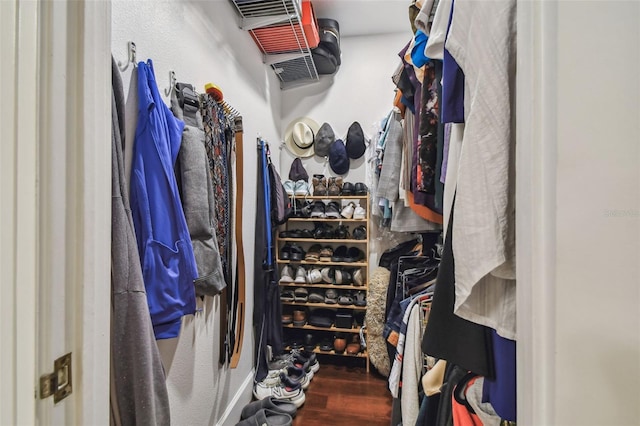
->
[346, 121, 366, 159]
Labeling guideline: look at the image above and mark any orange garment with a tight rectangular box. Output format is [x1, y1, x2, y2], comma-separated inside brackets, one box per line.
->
[393, 90, 406, 117]
[407, 190, 443, 224]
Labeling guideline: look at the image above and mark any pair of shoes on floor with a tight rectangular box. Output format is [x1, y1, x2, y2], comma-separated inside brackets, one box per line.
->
[252, 375, 305, 410]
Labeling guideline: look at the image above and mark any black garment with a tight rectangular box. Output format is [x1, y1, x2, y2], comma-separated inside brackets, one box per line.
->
[421, 207, 495, 378]
[254, 143, 284, 382]
[378, 238, 421, 268]
[435, 364, 468, 426]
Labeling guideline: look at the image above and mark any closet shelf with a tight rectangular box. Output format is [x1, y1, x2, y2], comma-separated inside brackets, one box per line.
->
[279, 283, 367, 290]
[278, 238, 366, 243]
[282, 301, 368, 310]
[277, 259, 367, 267]
[230, 0, 319, 88]
[284, 323, 365, 333]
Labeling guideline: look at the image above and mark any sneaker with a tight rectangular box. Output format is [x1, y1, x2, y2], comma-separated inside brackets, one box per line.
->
[310, 201, 326, 218]
[253, 378, 306, 408]
[353, 268, 364, 286]
[293, 180, 310, 196]
[320, 267, 334, 283]
[294, 266, 306, 284]
[280, 289, 295, 302]
[306, 268, 322, 283]
[289, 348, 320, 374]
[283, 180, 296, 196]
[340, 202, 355, 219]
[353, 204, 366, 220]
[324, 201, 342, 219]
[279, 266, 295, 283]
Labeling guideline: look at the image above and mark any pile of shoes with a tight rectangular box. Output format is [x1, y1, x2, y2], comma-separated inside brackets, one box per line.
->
[240, 349, 320, 425]
[278, 265, 365, 286]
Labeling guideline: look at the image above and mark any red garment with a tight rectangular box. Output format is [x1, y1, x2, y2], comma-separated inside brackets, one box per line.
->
[452, 376, 483, 426]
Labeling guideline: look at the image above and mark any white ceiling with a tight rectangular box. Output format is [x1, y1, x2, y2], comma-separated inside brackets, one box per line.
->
[311, 0, 412, 37]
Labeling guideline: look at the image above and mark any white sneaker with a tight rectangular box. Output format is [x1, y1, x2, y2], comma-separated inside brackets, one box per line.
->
[294, 266, 307, 284]
[340, 202, 355, 219]
[306, 268, 322, 284]
[294, 180, 310, 196]
[283, 180, 295, 196]
[253, 379, 306, 408]
[353, 204, 366, 220]
[279, 265, 294, 283]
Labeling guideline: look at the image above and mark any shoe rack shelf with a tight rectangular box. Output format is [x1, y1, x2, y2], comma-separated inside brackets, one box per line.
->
[284, 323, 366, 334]
[280, 283, 366, 290]
[278, 194, 371, 372]
[287, 218, 365, 223]
[282, 301, 368, 310]
[277, 259, 367, 267]
[279, 238, 366, 243]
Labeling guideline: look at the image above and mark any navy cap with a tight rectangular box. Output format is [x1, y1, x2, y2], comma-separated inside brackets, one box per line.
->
[329, 139, 349, 175]
[346, 121, 366, 159]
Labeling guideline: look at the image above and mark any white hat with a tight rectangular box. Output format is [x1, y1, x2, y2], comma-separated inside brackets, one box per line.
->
[284, 117, 320, 158]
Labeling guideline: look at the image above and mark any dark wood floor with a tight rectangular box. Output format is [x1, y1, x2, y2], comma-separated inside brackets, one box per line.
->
[292, 356, 392, 426]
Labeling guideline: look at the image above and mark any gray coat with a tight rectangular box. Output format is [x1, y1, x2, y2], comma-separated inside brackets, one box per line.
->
[171, 87, 226, 297]
[110, 57, 170, 426]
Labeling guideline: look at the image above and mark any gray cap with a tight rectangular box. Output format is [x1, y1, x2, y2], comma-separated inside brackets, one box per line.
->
[314, 122, 335, 157]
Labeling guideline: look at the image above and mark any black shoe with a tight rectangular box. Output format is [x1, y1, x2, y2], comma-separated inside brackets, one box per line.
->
[352, 225, 366, 240]
[341, 182, 355, 195]
[331, 245, 348, 262]
[354, 182, 368, 195]
[289, 244, 306, 261]
[345, 247, 364, 263]
[280, 243, 292, 260]
[310, 201, 326, 218]
[324, 201, 341, 219]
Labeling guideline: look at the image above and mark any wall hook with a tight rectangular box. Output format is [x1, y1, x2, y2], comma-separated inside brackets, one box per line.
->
[117, 41, 136, 72]
[164, 70, 176, 97]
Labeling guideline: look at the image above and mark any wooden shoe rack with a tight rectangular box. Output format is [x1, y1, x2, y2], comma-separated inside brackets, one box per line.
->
[277, 194, 370, 372]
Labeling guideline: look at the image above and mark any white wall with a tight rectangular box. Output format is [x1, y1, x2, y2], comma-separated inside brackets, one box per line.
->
[112, 1, 282, 424]
[554, 2, 640, 425]
[278, 32, 411, 181]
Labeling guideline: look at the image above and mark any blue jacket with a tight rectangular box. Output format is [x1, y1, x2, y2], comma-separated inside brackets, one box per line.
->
[130, 60, 197, 339]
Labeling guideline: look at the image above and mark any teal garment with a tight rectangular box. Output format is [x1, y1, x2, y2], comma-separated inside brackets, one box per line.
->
[130, 59, 197, 339]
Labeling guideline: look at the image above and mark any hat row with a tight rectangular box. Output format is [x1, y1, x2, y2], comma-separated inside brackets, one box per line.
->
[284, 117, 367, 175]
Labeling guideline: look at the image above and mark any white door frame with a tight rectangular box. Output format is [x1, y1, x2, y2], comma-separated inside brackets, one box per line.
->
[516, 1, 558, 425]
[1, 0, 112, 424]
[1, 1, 39, 424]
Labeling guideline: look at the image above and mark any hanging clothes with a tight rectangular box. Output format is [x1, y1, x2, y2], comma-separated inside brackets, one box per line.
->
[129, 59, 197, 339]
[171, 84, 226, 297]
[110, 56, 170, 425]
[253, 141, 283, 382]
[445, 0, 517, 340]
[201, 94, 233, 287]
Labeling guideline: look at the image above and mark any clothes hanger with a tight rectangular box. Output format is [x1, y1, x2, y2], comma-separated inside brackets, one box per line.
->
[164, 70, 176, 97]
